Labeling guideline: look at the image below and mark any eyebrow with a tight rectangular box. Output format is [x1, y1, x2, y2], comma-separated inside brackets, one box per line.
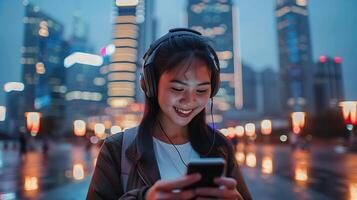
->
[170, 80, 210, 86]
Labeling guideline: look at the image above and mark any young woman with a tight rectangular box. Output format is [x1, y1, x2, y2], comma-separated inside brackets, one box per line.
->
[87, 28, 252, 200]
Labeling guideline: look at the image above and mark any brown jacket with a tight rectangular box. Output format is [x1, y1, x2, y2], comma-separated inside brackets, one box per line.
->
[86, 127, 252, 200]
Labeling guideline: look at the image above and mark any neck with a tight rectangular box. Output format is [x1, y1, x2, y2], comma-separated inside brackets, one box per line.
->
[154, 121, 188, 145]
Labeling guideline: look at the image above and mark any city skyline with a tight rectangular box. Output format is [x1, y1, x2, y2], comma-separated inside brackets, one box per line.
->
[1, 0, 357, 106]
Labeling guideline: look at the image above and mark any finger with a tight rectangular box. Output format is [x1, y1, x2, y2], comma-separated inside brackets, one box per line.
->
[196, 187, 237, 198]
[214, 177, 237, 189]
[156, 174, 201, 191]
[196, 197, 216, 200]
[156, 188, 197, 200]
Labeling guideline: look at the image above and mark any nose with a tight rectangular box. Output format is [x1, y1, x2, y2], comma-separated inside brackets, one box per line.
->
[180, 90, 196, 106]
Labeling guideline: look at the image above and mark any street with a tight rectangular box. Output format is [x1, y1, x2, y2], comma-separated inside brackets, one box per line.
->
[0, 139, 356, 200]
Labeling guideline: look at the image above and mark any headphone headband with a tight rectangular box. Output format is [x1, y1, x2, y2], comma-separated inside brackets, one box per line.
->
[143, 28, 203, 62]
[141, 28, 220, 98]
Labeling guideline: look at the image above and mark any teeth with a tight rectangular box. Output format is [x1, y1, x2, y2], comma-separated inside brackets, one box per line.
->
[175, 107, 193, 114]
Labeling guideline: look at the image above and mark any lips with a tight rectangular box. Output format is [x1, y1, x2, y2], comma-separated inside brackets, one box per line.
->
[174, 107, 194, 118]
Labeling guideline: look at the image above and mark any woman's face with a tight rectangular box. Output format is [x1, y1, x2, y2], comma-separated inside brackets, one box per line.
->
[157, 58, 212, 128]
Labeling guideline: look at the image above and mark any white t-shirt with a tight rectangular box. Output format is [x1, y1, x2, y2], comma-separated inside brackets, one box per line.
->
[153, 137, 200, 180]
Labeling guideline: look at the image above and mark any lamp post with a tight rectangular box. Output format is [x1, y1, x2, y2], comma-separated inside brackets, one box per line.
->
[339, 101, 357, 150]
[290, 112, 306, 149]
[25, 112, 41, 137]
[291, 112, 306, 134]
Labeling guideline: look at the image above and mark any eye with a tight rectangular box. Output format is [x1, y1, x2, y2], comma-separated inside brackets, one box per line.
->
[171, 87, 184, 92]
[197, 89, 208, 94]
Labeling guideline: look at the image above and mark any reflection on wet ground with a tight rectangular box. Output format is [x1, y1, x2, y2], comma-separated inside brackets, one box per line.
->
[0, 140, 356, 199]
[0, 140, 99, 200]
[236, 143, 357, 200]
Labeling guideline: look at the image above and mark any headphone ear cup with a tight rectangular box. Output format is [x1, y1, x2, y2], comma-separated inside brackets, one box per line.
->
[143, 64, 157, 98]
[210, 72, 220, 98]
[140, 76, 147, 94]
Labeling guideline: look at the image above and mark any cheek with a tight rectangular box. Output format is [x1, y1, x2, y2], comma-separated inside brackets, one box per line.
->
[197, 95, 210, 107]
[158, 91, 179, 107]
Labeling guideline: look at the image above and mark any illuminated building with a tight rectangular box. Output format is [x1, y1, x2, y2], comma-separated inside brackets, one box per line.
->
[314, 56, 344, 113]
[4, 82, 25, 136]
[109, 0, 140, 109]
[64, 13, 106, 134]
[21, 3, 67, 134]
[105, 0, 155, 128]
[275, 0, 314, 113]
[261, 68, 282, 117]
[187, 0, 243, 110]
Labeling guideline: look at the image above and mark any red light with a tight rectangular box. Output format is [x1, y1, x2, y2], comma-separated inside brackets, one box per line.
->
[100, 47, 106, 56]
[319, 56, 327, 63]
[334, 57, 342, 64]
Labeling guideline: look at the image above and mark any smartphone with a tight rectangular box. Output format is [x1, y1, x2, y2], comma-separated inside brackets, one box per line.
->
[185, 158, 226, 189]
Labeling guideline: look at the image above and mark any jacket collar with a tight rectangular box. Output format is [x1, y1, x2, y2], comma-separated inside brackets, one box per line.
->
[125, 126, 161, 185]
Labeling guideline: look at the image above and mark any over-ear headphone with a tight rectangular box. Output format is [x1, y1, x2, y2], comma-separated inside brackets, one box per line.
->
[141, 28, 220, 98]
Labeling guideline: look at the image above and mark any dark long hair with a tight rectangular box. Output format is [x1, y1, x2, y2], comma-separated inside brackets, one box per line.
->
[139, 33, 232, 161]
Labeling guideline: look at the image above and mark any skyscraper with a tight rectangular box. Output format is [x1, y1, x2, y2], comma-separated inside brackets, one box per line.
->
[314, 56, 344, 113]
[106, 0, 155, 128]
[21, 3, 66, 133]
[63, 12, 105, 134]
[275, 0, 314, 114]
[261, 68, 282, 117]
[241, 63, 258, 111]
[187, 0, 243, 111]
[108, 1, 140, 109]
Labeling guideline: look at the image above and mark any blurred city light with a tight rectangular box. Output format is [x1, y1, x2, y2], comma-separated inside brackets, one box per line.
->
[235, 125, 244, 137]
[100, 44, 116, 56]
[0, 106, 6, 121]
[291, 112, 306, 134]
[350, 183, 357, 200]
[262, 156, 273, 175]
[226, 127, 235, 139]
[339, 101, 357, 125]
[319, 55, 327, 63]
[261, 119, 272, 135]
[235, 152, 245, 165]
[245, 123, 256, 137]
[334, 56, 342, 64]
[94, 123, 106, 139]
[64, 52, 103, 68]
[38, 20, 49, 37]
[73, 164, 85, 180]
[4, 82, 24, 92]
[24, 176, 39, 191]
[90, 136, 99, 144]
[25, 112, 41, 136]
[35, 62, 46, 74]
[116, 0, 138, 7]
[0, 193, 16, 200]
[220, 128, 229, 137]
[73, 120, 86, 136]
[346, 124, 354, 131]
[295, 164, 308, 183]
[246, 152, 257, 168]
[280, 135, 288, 143]
[110, 125, 122, 135]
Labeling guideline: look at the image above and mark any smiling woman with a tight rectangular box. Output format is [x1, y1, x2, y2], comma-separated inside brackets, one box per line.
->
[86, 28, 252, 200]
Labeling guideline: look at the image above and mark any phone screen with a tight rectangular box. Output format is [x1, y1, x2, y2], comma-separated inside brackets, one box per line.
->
[185, 158, 226, 189]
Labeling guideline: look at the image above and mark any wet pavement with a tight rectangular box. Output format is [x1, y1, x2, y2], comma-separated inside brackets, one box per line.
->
[0, 139, 356, 200]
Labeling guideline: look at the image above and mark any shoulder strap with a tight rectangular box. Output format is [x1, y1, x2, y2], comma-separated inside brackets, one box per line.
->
[121, 127, 138, 192]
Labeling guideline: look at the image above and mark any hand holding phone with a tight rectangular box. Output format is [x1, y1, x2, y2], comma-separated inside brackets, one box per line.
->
[185, 158, 226, 189]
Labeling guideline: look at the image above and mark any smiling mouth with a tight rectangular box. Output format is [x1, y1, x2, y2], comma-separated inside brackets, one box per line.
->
[174, 107, 194, 116]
